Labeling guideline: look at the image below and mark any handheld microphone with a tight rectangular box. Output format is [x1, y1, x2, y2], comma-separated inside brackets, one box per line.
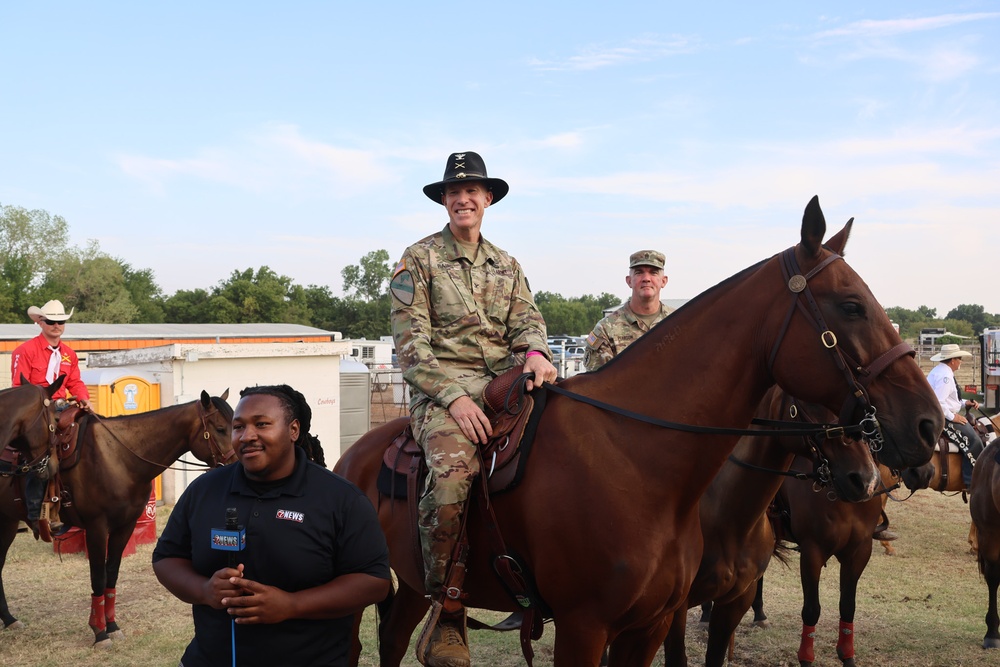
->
[211, 507, 246, 569]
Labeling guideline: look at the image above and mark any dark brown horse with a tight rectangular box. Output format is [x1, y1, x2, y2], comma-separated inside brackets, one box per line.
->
[662, 387, 879, 667]
[0, 381, 66, 629]
[0, 390, 234, 646]
[967, 416, 1000, 648]
[766, 457, 894, 667]
[336, 197, 943, 667]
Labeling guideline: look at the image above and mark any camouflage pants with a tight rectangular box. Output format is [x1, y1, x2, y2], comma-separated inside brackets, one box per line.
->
[412, 401, 481, 595]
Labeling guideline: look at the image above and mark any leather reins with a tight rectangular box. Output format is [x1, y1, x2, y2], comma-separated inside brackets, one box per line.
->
[544, 244, 914, 445]
[89, 401, 233, 470]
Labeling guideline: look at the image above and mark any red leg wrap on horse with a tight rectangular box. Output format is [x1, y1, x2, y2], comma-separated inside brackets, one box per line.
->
[89, 594, 106, 633]
[104, 588, 117, 624]
[837, 620, 855, 659]
[797, 624, 816, 663]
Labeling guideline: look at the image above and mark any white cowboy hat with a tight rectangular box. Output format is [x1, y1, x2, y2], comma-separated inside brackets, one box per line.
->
[930, 343, 972, 362]
[27, 299, 74, 323]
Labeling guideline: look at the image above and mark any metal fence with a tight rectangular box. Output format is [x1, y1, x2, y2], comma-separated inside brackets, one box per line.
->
[369, 369, 408, 425]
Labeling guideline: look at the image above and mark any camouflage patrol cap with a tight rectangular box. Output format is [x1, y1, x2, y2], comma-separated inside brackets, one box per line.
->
[629, 250, 665, 270]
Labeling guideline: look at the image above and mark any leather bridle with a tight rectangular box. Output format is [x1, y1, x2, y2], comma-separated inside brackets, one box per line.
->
[766, 245, 915, 452]
[0, 393, 58, 478]
[197, 400, 237, 467]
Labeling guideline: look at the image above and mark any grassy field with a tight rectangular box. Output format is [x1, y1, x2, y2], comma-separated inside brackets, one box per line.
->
[2, 490, 1000, 666]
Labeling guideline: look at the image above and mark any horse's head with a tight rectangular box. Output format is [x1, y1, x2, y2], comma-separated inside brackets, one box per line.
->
[0, 378, 65, 468]
[767, 196, 942, 470]
[901, 461, 935, 491]
[189, 389, 235, 467]
[764, 387, 879, 503]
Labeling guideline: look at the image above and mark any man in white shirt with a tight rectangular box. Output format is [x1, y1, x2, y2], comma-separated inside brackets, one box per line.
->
[926, 343, 984, 488]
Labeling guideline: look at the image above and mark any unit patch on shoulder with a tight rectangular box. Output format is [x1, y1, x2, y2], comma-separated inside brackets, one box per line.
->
[390, 260, 414, 306]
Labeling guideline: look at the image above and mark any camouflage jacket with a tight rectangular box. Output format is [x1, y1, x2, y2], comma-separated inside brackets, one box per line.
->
[583, 302, 674, 372]
[390, 225, 550, 410]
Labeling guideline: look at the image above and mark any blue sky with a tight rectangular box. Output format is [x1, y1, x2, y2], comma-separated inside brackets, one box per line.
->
[2, 2, 998, 317]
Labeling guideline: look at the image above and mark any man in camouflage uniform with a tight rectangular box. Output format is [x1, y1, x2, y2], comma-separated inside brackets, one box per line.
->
[389, 151, 556, 667]
[583, 249, 674, 372]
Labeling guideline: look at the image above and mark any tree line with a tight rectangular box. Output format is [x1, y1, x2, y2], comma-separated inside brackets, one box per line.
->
[4, 202, 997, 343]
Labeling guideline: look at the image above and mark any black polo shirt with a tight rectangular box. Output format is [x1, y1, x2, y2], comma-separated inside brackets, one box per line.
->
[153, 448, 390, 667]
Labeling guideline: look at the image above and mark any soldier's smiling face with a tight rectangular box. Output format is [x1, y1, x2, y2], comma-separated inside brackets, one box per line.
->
[443, 181, 493, 239]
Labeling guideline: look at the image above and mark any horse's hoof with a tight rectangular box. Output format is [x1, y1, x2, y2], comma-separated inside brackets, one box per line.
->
[984, 636, 1000, 649]
[799, 662, 813, 667]
[4, 620, 25, 630]
[108, 629, 126, 641]
[753, 619, 771, 629]
[93, 638, 113, 650]
[841, 659, 856, 667]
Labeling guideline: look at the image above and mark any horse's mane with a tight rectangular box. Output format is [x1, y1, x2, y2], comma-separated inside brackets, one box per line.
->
[91, 394, 233, 422]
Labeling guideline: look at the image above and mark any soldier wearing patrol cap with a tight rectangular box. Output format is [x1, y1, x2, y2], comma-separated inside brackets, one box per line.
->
[583, 249, 674, 372]
[389, 151, 556, 667]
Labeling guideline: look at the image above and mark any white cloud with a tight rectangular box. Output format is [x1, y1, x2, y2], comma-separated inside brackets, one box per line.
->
[816, 13, 1000, 39]
[528, 35, 700, 71]
[808, 13, 997, 81]
[116, 124, 393, 198]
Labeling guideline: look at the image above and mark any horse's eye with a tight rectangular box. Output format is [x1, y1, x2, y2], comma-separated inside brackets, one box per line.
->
[840, 302, 865, 317]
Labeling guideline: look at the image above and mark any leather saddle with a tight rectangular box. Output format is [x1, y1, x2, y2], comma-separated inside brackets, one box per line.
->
[52, 405, 90, 471]
[378, 365, 547, 499]
[934, 416, 992, 492]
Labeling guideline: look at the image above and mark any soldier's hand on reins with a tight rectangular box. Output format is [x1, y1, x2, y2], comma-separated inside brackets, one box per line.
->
[448, 395, 492, 445]
[523, 355, 558, 391]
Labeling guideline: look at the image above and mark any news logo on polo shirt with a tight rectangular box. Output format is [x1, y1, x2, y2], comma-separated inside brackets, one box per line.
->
[276, 509, 305, 523]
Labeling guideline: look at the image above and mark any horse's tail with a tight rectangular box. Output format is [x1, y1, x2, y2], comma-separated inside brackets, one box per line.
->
[772, 540, 795, 567]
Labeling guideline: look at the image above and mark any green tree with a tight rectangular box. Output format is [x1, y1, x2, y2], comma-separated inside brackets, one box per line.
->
[536, 291, 623, 336]
[209, 267, 312, 324]
[0, 203, 71, 321]
[946, 304, 998, 335]
[121, 262, 166, 322]
[885, 305, 940, 339]
[163, 288, 216, 323]
[39, 241, 139, 323]
[342, 249, 391, 302]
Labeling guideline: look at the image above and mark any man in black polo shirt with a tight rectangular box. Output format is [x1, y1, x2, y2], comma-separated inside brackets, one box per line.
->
[153, 385, 390, 667]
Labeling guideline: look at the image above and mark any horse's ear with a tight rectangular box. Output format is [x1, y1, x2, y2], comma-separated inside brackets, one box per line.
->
[825, 217, 854, 256]
[800, 195, 826, 258]
[46, 374, 66, 397]
[200, 390, 211, 408]
[220, 388, 229, 401]
[19, 373, 29, 386]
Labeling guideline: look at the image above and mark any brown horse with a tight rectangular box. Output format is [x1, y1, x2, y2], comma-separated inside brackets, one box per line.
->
[0, 381, 66, 629]
[0, 390, 234, 646]
[766, 457, 896, 667]
[613, 386, 876, 666]
[662, 387, 879, 667]
[336, 197, 943, 667]
[966, 417, 1000, 648]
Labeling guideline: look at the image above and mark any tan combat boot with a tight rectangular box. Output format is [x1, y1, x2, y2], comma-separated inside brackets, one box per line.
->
[424, 609, 470, 667]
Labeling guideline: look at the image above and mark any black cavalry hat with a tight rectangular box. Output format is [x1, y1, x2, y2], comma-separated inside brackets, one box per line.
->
[422, 151, 509, 205]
